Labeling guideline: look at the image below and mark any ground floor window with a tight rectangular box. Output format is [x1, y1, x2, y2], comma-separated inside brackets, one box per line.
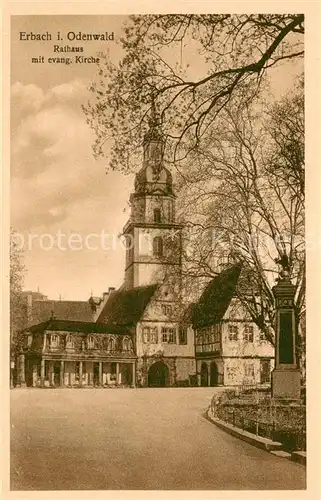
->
[260, 359, 271, 383]
[179, 326, 187, 345]
[161, 327, 176, 344]
[244, 362, 255, 378]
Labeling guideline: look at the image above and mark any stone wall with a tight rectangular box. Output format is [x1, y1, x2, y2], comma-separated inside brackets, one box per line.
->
[136, 356, 196, 387]
[175, 357, 196, 383]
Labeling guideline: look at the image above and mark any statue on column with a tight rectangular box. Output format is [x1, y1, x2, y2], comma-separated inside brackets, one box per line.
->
[274, 254, 291, 281]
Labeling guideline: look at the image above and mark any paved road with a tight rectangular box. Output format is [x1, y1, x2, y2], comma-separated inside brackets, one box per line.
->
[10, 388, 306, 490]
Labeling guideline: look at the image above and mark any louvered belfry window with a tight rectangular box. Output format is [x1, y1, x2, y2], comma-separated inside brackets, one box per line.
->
[153, 236, 163, 257]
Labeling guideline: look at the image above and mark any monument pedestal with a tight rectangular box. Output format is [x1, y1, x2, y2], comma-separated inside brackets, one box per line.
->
[271, 276, 302, 401]
[271, 368, 301, 400]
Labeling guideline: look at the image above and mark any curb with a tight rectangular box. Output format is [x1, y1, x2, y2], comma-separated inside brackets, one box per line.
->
[291, 451, 307, 466]
[206, 409, 306, 466]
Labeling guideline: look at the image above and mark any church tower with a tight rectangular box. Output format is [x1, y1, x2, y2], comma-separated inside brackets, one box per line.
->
[123, 105, 183, 292]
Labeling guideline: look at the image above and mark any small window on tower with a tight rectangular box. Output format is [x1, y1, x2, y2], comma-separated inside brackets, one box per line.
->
[153, 236, 163, 257]
[154, 208, 161, 223]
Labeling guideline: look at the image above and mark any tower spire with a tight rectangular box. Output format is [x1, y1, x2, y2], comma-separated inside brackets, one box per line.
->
[144, 96, 163, 143]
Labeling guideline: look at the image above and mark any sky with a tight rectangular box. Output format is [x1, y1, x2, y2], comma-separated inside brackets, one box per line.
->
[11, 15, 134, 300]
[10, 15, 303, 301]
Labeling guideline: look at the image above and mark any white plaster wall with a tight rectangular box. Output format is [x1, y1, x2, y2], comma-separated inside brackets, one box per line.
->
[136, 321, 194, 358]
[222, 299, 274, 357]
[176, 357, 196, 380]
[224, 357, 275, 386]
[221, 322, 274, 358]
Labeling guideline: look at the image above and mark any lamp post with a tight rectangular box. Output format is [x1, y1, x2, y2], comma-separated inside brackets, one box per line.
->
[271, 274, 301, 400]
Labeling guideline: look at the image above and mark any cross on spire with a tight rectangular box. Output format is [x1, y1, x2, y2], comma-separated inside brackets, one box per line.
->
[145, 95, 163, 143]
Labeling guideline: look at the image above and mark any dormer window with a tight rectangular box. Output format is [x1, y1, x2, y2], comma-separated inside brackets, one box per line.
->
[87, 335, 95, 349]
[259, 330, 266, 341]
[66, 334, 74, 349]
[153, 236, 163, 257]
[50, 334, 59, 348]
[154, 208, 161, 223]
[109, 337, 116, 352]
[161, 304, 172, 316]
[123, 337, 131, 352]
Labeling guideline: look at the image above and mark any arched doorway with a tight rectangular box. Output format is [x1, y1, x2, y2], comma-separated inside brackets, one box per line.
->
[200, 362, 208, 387]
[148, 361, 169, 387]
[210, 361, 219, 386]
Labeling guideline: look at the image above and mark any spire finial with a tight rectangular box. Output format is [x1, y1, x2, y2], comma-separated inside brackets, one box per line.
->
[145, 95, 162, 143]
[149, 96, 157, 126]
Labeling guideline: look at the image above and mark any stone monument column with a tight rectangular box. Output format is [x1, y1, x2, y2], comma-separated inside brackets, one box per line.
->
[271, 276, 301, 400]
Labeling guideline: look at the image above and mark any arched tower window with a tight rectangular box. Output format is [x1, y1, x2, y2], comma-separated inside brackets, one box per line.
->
[153, 236, 163, 257]
[154, 208, 161, 223]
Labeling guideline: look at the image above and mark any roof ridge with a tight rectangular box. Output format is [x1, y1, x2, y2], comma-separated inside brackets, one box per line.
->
[96, 283, 158, 326]
[192, 262, 243, 328]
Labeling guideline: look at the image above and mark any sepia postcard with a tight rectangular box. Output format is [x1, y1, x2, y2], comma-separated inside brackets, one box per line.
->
[2, 1, 321, 499]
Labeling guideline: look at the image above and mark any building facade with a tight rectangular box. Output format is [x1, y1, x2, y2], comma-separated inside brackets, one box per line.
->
[16, 319, 136, 388]
[193, 263, 274, 387]
[15, 114, 275, 389]
[94, 116, 196, 386]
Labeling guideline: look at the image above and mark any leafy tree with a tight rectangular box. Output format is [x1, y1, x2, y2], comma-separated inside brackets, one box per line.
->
[175, 87, 304, 357]
[266, 78, 304, 201]
[10, 229, 26, 355]
[83, 14, 304, 171]
[83, 14, 305, 368]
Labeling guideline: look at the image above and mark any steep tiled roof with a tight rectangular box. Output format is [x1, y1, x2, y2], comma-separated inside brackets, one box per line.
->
[235, 264, 260, 296]
[180, 302, 195, 323]
[192, 262, 243, 328]
[96, 284, 158, 326]
[27, 319, 129, 335]
[29, 300, 93, 326]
